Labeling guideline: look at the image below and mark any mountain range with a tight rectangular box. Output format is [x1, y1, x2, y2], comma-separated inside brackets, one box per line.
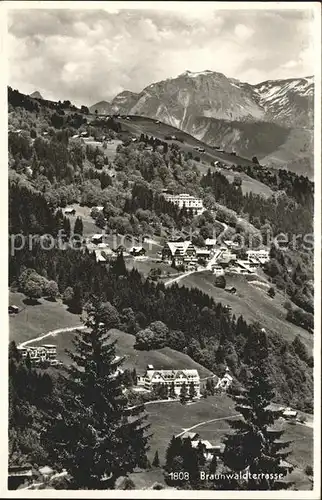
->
[90, 70, 314, 177]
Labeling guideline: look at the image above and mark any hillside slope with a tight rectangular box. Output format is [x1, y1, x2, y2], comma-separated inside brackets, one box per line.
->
[29, 327, 214, 378]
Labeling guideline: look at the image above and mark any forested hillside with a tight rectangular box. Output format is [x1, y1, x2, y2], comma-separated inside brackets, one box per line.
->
[8, 87, 314, 416]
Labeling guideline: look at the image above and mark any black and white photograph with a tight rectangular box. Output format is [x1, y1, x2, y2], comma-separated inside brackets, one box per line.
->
[2, 1, 321, 496]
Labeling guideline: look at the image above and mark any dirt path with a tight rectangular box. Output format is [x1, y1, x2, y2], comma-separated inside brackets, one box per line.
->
[18, 325, 86, 348]
[176, 414, 239, 437]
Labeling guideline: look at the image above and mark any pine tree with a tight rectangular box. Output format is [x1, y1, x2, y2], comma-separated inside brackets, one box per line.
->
[69, 284, 83, 314]
[169, 381, 176, 399]
[131, 368, 137, 385]
[63, 216, 71, 240]
[112, 252, 127, 277]
[152, 450, 160, 468]
[209, 453, 217, 474]
[189, 381, 197, 400]
[222, 328, 293, 490]
[74, 217, 83, 236]
[43, 297, 150, 489]
[179, 382, 188, 405]
[196, 440, 206, 466]
[165, 436, 182, 472]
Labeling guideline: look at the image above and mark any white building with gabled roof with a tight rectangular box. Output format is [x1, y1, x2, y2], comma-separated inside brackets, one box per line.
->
[137, 365, 200, 397]
[162, 240, 197, 268]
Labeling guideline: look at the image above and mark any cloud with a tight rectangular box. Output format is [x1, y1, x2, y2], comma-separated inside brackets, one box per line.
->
[234, 24, 254, 41]
[281, 60, 298, 69]
[7, 7, 316, 105]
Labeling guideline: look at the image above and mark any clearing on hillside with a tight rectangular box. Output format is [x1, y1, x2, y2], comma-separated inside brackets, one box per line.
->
[178, 271, 312, 351]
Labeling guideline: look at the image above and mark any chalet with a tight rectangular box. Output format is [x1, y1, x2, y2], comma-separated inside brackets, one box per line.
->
[282, 408, 298, 420]
[246, 249, 269, 264]
[39, 466, 54, 478]
[217, 248, 237, 265]
[215, 368, 233, 390]
[9, 305, 19, 314]
[179, 431, 200, 440]
[191, 440, 217, 461]
[224, 240, 240, 250]
[91, 234, 104, 244]
[162, 240, 197, 268]
[225, 286, 237, 294]
[212, 265, 225, 276]
[95, 250, 107, 264]
[196, 249, 211, 261]
[279, 460, 294, 474]
[64, 208, 76, 216]
[137, 365, 200, 397]
[236, 260, 258, 274]
[205, 238, 217, 250]
[129, 246, 146, 257]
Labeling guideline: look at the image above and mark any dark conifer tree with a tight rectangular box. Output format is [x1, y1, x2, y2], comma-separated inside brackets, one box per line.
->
[165, 436, 182, 473]
[222, 328, 292, 490]
[69, 283, 83, 314]
[189, 381, 197, 400]
[179, 382, 188, 405]
[152, 450, 160, 468]
[169, 381, 176, 399]
[209, 453, 217, 474]
[74, 216, 83, 236]
[112, 252, 127, 277]
[43, 297, 150, 489]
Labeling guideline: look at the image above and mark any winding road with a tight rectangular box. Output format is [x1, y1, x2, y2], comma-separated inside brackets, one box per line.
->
[18, 325, 86, 348]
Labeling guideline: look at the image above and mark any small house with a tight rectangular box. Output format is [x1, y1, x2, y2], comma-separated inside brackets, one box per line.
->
[196, 249, 211, 260]
[95, 250, 107, 264]
[212, 265, 224, 276]
[129, 246, 146, 257]
[191, 440, 217, 461]
[279, 460, 294, 474]
[180, 431, 200, 440]
[39, 466, 54, 478]
[205, 238, 217, 249]
[8, 305, 19, 314]
[216, 368, 233, 391]
[91, 234, 104, 245]
[225, 286, 237, 294]
[282, 408, 298, 420]
[64, 208, 76, 216]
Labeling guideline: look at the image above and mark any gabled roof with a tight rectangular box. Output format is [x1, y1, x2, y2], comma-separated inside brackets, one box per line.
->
[180, 431, 199, 440]
[166, 241, 194, 256]
[191, 439, 215, 450]
[129, 246, 145, 253]
[145, 368, 199, 382]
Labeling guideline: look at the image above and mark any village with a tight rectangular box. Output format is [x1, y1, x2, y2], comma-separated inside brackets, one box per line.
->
[65, 191, 270, 284]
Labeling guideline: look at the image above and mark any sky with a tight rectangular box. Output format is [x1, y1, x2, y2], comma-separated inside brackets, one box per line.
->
[7, 4, 316, 107]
